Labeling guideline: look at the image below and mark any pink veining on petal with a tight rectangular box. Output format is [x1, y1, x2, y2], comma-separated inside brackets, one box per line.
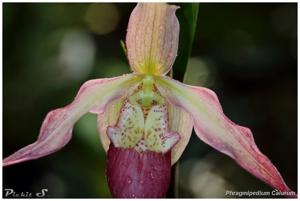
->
[156, 76, 296, 197]
[3, 74, 138, 167]
[126, 3, 179, 75]
[3, 108, 73, 166]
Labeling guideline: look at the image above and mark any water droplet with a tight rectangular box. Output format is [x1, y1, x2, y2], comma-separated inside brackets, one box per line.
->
[150, 172, 155, 179]
[152, 165, 158, 171]
[127, 177, 132, 184]
[131, 193, 136, 198]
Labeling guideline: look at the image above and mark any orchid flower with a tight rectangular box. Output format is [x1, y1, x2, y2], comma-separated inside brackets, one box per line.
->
[3, 3, 296, 198]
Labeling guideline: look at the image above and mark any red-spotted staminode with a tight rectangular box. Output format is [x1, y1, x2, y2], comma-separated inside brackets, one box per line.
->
[3, 3, 296, 198]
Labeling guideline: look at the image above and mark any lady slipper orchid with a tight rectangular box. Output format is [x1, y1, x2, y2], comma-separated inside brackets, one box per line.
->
[3, 3, 296, 198]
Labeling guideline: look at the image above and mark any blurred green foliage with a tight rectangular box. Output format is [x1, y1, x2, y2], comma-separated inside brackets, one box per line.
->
[173, 3, 199, 81]
[3, 3, 297, 198]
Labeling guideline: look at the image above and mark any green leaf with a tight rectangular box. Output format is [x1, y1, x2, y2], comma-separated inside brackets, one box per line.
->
[167, 4, 199, 198]
[120, 39, 127, 56]
[172, 3, 199, 82]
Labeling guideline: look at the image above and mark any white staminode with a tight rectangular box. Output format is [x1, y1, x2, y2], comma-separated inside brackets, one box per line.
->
[107, 101, 180, 153]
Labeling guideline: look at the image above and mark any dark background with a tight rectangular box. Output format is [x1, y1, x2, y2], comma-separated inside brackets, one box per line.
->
[3, 3, 297, 198]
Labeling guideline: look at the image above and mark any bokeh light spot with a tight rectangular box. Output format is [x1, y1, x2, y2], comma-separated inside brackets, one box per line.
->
[85, 3, 120, 35]
[179, 156, 234, 198]
[59, 29, 95, 80]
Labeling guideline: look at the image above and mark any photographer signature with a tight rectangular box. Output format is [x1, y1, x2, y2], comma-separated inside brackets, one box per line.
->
[4, 188, 48, 198]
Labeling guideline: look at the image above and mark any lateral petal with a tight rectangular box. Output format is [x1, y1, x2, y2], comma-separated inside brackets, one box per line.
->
[126, 3, 179, 75]
[156, 76, 295, 195]
[3, 74, 141, 166]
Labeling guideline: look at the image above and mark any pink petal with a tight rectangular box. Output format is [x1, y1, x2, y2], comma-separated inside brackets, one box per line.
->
[3, 74, 140, 166]
[126, 3, 179, 75]
[156, 76, 296, 196]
